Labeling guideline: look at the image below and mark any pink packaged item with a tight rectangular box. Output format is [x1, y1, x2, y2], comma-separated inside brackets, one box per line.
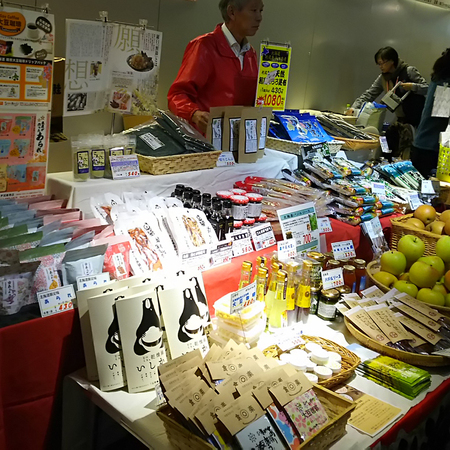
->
[93, 235, 131, 280]
[73, 225, 110, 239]
[29, 199, 67, 210]
[60, 219, 101, 229]
[36, 208, 80, 218]
[43, 212, 82, 225]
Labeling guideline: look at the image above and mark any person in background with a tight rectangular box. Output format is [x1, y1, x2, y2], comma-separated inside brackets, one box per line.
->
[411, 49, 450, 178]
[167, 0, 263, 134]
[348, 47, 428, 128]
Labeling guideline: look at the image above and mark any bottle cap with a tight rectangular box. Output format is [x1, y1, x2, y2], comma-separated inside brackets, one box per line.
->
[230, 188, 247, 195]
[216, 190, 233, 199]
[246, 193, 263, 202]
[230, 195, 249, 205]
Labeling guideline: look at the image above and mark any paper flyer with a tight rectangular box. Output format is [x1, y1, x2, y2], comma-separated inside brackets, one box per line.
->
[64, 19, 162, 116]
[255, 42, 291, 110]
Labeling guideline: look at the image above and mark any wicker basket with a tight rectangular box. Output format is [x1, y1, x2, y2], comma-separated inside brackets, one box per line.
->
[366, 259, 450, 314]
[136, 150, 221, 175]
[390, 213, 443, 256]
[266, 137, 344, 156]
[345, 317, 450, 367]
[262, 335, 360, 389]
[157, 384, 355, 450]
[331, 135, 379, 151]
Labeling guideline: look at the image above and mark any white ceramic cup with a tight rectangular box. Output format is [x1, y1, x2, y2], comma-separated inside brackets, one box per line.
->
[27, 23, 39, 40]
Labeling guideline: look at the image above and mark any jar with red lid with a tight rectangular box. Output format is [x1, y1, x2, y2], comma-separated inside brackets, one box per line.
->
[230, 188, 247, 196]
[245, 193, 263, 218]
[230, 195, 249, 221]
[234, 220, 243, 229]
[216, 190, 233, 200]
[256, 213, 267, 223]
[243, 218, 255, 228]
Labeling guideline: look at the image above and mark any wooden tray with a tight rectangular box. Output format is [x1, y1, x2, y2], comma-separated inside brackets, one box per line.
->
[157, 384, 355, 450]
[345, 317, 450, 367]
[263, 335, 360, 389]
[366, 259, 450, 314]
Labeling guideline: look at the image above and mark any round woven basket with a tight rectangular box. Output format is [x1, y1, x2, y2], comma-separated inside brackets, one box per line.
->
[345, 318, 450, 367]
[366, 260, 450, 314]
[263, 335, 360, 389]
[390, 213, 443, 256]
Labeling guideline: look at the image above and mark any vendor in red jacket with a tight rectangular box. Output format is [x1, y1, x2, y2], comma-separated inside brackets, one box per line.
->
[167, 0, 263, 133]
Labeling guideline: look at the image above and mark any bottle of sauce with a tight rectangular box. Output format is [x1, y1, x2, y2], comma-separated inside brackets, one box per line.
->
[353, 259, 367, 295]
[317, 289, 340, 321]
[221, 199, 234, 236]
[264, 262, 283, 318]
[326, 259, 341, 271]
[256, 266, 269, 303]
[310, 286, 321, 315]
[268, 270, 288, 332]
[343, 265, 357, 293]
[238, 261, 252, 290]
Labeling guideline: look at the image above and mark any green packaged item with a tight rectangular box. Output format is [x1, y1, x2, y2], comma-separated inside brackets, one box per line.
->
[0, 231, 43, 251]
[0, 224, 28, 239]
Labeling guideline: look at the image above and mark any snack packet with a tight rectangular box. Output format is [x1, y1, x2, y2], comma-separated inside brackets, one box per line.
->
[92, 235, 131, 280]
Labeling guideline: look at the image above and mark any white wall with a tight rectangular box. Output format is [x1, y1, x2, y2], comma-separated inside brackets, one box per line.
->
[37, 0, 450, 135]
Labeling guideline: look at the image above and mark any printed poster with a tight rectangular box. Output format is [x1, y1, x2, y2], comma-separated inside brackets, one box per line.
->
[255, 42, 291, 110]
[0, 7, 54, 110]
[64, 19, 162, 116]
[0, 7, 54, 199]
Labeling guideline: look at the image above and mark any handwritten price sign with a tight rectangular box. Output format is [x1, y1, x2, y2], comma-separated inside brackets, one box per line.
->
[321, 268, 344, 290]
[318, 218, 332, 233]
[37, 285, 76, 317]
[230, 282, 257, 314]
[332, 240, 356, 261]
[277, 239, 297, 260]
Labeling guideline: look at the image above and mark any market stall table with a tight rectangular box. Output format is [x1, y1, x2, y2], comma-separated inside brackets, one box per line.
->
[45, 149, 298, 215]
[61, 314, 450, 450]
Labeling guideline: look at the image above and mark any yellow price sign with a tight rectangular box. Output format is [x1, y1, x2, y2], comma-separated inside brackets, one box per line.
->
[255, 43, 291, 110]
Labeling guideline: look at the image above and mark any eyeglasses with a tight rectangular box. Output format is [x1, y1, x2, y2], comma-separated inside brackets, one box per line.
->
[377, 60, 391, 67]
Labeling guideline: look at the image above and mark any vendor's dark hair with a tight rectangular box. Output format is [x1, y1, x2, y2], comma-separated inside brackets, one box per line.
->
[374, 47, 399, 67]
[432, 48, 450, 81]
[219, 0, 250, 22]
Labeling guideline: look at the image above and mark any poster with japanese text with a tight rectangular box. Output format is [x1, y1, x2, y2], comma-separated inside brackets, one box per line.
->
[64, 19, 162, 116]
[255, 42, 291, 110]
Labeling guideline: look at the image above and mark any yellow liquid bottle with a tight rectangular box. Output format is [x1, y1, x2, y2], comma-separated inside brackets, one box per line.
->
[285, 261, 300, 326]
[238, 261, 252, 290]
[252, 256, 268, 283]
[268, 270, 288, 332]
[296, 260, 312, 324]
[256, 266, 268, 303]
[264, 261, 283, 317]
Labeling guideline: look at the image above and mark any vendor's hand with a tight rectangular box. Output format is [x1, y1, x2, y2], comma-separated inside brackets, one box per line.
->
[345, 108, 355, 116]
[400, 82, 414, 91]
[192, 110, 210, 134]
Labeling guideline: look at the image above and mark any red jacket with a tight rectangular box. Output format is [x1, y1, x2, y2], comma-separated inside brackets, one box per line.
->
[167, 24, 259, 125]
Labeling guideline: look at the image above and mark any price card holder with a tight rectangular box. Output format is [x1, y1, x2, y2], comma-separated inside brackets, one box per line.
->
[181, 248, 209, 272]
[250, 223, 276, 250]
[77, 273, 110, 291]
[371, 182, 386, 200]
[332, 240, 356, 260]
[216, 152, 236, 167]
[277, 239, 297, 261]
[421, 180, 440, 195]
[226, 229, 254, 258]
[210, 240, 233, 268]
[230, 281, 257, 315]
[318, 218, 332, 233]
[321, 268, 344, 290]
[379, 136, 391, 154]
[110, 154, 140, 179]
[408, 193, 423, 210]
[37, 285, 76, 317]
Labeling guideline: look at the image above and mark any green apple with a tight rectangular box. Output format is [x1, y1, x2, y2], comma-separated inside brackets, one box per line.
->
[373, 271, 398, 289]
[445, 293, 450, 307]
[444, 270, 450, 291]
[417, 288, 445, 306]
[399, 273, 409, 281]
[436, 236, 450, 263]
[409, 261, 441, 288]
[397, 235, 425, 267]
[418, 256, 446, 278]
[432, 283, 448, 296]
[380, 251, 407, 276]
[394, 280, 418, 298]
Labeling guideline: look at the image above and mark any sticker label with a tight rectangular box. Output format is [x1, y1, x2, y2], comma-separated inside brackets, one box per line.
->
[37, 285, 75, 317]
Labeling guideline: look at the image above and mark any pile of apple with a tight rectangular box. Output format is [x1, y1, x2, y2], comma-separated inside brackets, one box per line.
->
[404, 204, 450, 235]
[374, 206, 450, 307]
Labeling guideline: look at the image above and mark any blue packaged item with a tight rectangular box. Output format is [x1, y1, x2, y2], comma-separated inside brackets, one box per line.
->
[273, 111, 332, 144]
[360, 212, 377, 222]
[380, 207, 395, 216]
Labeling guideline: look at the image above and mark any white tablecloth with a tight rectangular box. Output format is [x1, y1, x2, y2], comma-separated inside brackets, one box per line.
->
[62, 316, 450, 450]
[46, 149, 297, 217]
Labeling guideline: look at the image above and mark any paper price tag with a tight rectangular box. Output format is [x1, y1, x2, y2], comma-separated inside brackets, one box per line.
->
[365, 216, 383, 240]
[210, 240, 233, 268]
[110, 154, 140, 179]
[276, 330, 305, 352]
[76, 273, 110, 291]
[408, 192, 423, 210]
[332, 240, 356, 260]
[250, 223, 275, 250]
[421, 180, 436, 195]
[277, 239, 297, 260]
[216, 152, 236, 167]
[318, 217, 332, 233]
[37, 285, 76, 317]
[379, 136, 391, 153]
[230, 281, 257, 315]
[321, 268, 344, 290]
[181, 248, 209, 272]
[226, 229, 253, 258]
[371, 182, 386, 200]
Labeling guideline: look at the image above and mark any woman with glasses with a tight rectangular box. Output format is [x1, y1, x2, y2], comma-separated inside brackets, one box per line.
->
[348, 47, 428, 128]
